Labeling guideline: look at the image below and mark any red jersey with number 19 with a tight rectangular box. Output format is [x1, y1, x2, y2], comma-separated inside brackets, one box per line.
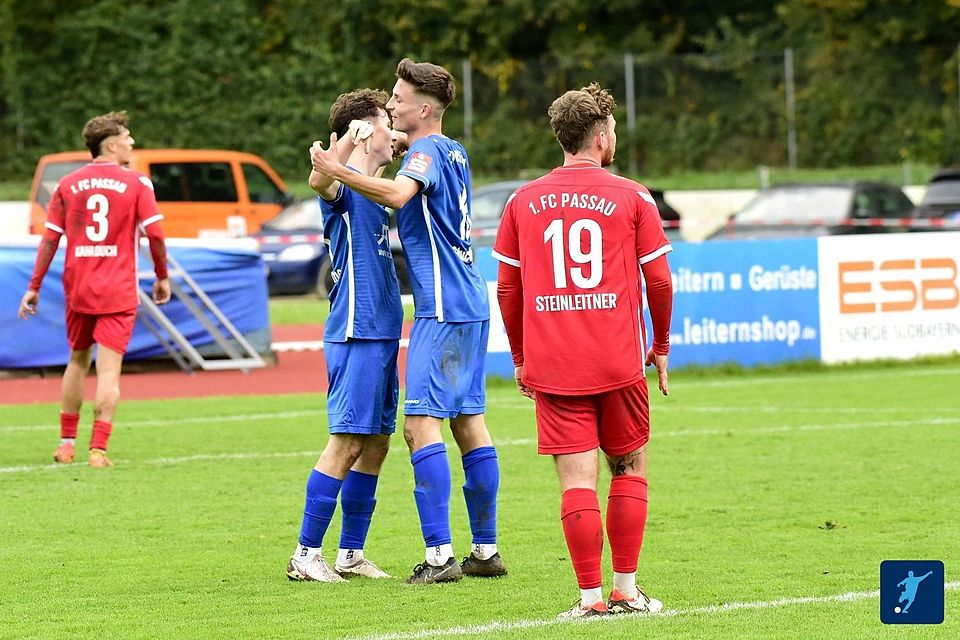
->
[45, 161, 163, 314]
[492, 164, 672, 394]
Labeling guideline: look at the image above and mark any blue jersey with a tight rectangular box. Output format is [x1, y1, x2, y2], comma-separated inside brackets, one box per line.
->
[396, 135, 489, 322]
[319, 182, 403, 341]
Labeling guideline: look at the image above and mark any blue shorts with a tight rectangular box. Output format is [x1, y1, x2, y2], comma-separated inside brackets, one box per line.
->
[325, 339, 400, 435]
[404, 318, 487, 418]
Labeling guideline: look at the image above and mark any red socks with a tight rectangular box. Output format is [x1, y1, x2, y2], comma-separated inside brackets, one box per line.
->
[90, 420, 113, 451]
[560, 488, 603, 589]
[607, 475, 648, 573]
[60, 412, 79, 439]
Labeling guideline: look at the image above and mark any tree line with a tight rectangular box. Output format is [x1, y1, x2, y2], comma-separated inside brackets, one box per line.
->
[1, 0, 959, 183]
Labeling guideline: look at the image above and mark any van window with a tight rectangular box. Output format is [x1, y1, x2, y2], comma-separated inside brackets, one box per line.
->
[37, 161, 87, 211]
[242, 163, 285, 204]
[151, 162, 238, 202]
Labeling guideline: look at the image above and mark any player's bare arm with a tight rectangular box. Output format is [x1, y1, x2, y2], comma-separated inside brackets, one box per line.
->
[308, 122, 366, 200]
[153, 278, 171, 304]
[310, 133, 420, 209]
[645, 349, 669, 397]
[18, 290, 39, 319]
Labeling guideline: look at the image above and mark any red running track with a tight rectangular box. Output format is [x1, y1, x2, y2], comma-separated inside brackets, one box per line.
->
[0, 325, 410, 405]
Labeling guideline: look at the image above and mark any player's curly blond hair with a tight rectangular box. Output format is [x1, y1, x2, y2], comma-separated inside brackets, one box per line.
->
[82, 111, 129, 158]
[548, 83, 617, 154]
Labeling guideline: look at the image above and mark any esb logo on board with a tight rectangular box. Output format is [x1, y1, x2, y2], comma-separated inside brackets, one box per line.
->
[838, 258, 958, 314]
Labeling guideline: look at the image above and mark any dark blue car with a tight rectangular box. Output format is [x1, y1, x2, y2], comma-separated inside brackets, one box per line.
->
[253, 198, 411, 298]
[253, 198, 328, 296]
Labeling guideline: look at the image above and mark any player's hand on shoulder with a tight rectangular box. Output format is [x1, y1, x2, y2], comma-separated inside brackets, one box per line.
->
[18, 290, 39, 319]
[391, 130, 409, 159]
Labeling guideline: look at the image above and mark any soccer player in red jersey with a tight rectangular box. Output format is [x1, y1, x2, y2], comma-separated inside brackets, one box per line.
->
[18, 111, 170, 468]
[492, 83, 673, 619]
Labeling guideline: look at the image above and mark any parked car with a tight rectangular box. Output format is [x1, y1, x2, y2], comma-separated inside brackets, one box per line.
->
[470, 179, 684, 245]
[259, 179, 682, 297]
[706, 181, 914, 240]
[253, 198, 411, 297]
[911, 168, 960, 224]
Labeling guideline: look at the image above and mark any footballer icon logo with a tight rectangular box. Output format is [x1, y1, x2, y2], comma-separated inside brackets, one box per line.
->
[879, 560, 944, 624]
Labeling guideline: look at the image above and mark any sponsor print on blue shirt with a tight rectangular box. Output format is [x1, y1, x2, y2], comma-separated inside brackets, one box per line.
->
[319, 181, 403, 342]
[396, 135, 489, 323]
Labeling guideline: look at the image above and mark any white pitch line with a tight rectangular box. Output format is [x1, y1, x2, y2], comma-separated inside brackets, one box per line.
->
[272, 339, 410, 352]
[0, 409, 324, 434]
[2, 416, 956, 474]
[10, 399, 955, 434]
[653, 405, 960, 415]
[673, 365, 960, 389]
[346, 581, 960, 640]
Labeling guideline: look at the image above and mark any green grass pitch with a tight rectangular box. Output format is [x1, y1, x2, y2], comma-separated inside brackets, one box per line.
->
[1, 361, 957, 639]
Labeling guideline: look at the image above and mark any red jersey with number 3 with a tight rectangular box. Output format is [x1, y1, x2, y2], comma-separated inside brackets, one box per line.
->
[45, 161, 162, 314]
[492, 164, 672, 394]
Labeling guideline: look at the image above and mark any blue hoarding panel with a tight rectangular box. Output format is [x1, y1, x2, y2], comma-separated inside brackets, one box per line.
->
[652, 239, 821, 367]
[0, 241, 269, 368]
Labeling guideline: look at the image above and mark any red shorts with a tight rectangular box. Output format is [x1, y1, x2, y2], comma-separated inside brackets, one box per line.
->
[535, 379, 650, 456]
[65, 308, 137, 354]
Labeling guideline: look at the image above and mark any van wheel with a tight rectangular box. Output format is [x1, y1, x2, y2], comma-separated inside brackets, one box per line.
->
[316, 257, 334, 299]
[393, 252, 413, 295]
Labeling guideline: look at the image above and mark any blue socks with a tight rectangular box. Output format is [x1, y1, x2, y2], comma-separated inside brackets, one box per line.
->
[462, 446, 499, 544]
[339, 470, 379, 550]
[411, 442, 452, 546]
[298, 470, 342, 548]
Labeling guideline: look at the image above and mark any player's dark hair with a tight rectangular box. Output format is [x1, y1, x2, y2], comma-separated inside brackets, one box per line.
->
[548, 83, 617, 154]
[329, 88, 389, 138]
[396, 58, 456, 110]
[82, 111, 129, 158]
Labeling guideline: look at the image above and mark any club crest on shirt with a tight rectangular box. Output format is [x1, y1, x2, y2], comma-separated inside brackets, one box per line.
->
[406, 152, 432, 175]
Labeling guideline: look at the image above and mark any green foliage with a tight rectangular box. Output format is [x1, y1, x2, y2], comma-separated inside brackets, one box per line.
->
[1, 362, 959, 638]
[1, 1, 960, 182]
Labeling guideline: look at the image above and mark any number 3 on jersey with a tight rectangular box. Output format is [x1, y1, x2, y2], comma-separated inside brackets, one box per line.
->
[543, 218, 602, 289]
[86, 194, 109, 242]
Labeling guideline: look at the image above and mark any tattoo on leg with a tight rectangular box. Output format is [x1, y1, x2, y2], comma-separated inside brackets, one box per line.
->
[611, 450, 642, 476]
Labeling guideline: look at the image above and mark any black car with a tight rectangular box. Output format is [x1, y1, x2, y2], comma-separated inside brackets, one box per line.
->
[469, 179, 684, 245]
[912, 168, 960, 225]
[707, 181, 914, 240]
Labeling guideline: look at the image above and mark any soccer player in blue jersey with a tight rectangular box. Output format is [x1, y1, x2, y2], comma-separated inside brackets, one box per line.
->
[286, 89, 405, 583]
[310, 59, 505, 584]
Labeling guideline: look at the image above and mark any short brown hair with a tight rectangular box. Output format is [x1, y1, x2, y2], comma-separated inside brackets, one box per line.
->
[82, 111, 129, 158]
[396, 58, 456, 109]
[548, 83, 617, 154]
[328, 88, 389, 138]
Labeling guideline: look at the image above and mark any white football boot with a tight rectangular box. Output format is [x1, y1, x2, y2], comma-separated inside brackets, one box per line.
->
[607, 586, 664, 614]
[286, 548, 346, 583]
[335, 558, 391, 578]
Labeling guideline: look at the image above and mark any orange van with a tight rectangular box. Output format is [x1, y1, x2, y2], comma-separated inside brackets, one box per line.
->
[29, 149, 291, 238]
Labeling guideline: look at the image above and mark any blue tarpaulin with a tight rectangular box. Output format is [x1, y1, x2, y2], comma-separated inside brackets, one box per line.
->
[0, 238, 270, 368]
